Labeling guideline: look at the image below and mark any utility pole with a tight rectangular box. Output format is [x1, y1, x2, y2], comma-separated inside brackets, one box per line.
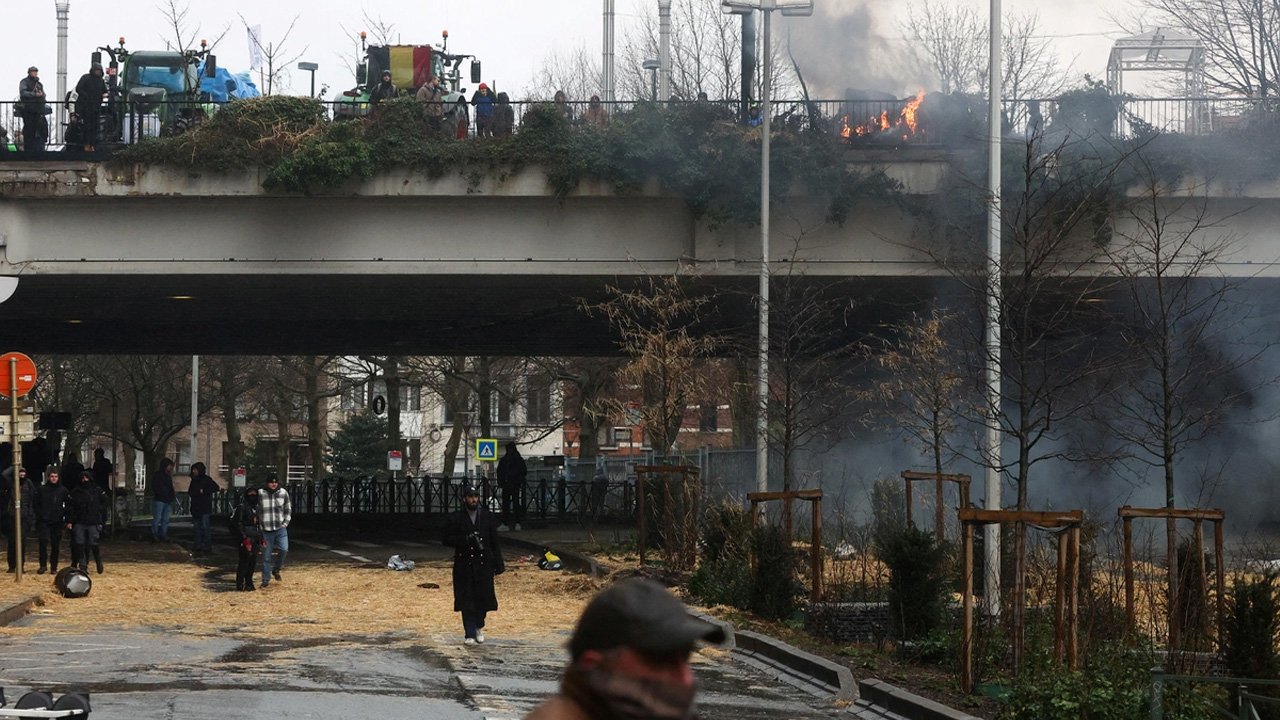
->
[56, 2, 71, 145]
[658, 0, 672, 100]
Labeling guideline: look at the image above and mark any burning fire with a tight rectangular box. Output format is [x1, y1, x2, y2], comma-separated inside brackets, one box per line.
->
[841, 90, 926, 141]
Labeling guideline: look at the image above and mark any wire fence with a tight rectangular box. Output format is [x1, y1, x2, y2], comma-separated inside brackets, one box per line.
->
[2, 96, 1275, 155]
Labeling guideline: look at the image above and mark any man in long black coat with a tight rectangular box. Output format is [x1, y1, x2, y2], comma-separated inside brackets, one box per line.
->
[73, 63, 107, 151]
[443, 486, 504, 644]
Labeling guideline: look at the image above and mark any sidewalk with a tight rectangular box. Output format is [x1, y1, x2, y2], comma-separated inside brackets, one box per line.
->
[0, 521, 978, 720]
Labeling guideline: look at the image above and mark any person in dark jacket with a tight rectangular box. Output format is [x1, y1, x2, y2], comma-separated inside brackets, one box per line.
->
[74, 62, 107, 151]
[18, 66, 48, 153]
[471, 83, 495, 136]
[230, 487, 262, 591]
[66, 470, 106, 574]
[150, 457, 176, 543]
[443, 486, 504, 644]
[496, 442, 527, 531]
[187, 462, 218, 555]
[492, 91, 515, 137]
[35, 470, 70, 574]
[370, 69, 398, 104]
[1, 466, 36, 573]
[90, 448, 113, 495]
[60, 452, 85, 487]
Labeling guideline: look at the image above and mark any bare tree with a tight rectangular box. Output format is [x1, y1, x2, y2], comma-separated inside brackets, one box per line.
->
[336, 10, 398, 79]
[586, 275, 722, 454]
[860, 309, 974, 479]
[616, 0, 797, 101]
[239, 13, 308, 95]
[527, 44, 601, 102]
[1098, 161, 1272, 644]
[158, 0, 230, 54]
[1141, 0, 1280, 98]
[203, 356, 260, 474]
[81, 356, 204, 494]
[900, 0, 1067, 106]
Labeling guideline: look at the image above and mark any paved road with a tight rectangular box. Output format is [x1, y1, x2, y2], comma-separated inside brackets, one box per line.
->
[0, 526, 845, 720]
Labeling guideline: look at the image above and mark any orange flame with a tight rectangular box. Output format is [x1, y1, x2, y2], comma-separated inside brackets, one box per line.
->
[845, 89, 927, 142]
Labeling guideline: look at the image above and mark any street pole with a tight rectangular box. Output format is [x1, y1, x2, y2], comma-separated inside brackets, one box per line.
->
[190, 355, 199, 470]
[984, 0, 1004, 616]
[602, 0, 615, 103]
[10, 356, 23, 583]
[658, 0, 672, 100]
[56, 2, 70, 146]
[755, 5, 772, 497]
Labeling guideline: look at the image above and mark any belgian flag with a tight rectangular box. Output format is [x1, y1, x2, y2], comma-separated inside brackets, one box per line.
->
[366, 46, 433, 90]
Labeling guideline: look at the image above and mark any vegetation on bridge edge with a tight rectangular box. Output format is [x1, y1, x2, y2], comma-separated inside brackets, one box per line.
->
[112, 95, 904, 227]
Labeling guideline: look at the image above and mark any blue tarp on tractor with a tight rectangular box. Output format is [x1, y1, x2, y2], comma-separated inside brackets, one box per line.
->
[197, 63, 261, 102]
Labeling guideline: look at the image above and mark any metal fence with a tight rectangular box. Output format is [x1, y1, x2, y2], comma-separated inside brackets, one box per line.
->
[4, 96, 1275, 156]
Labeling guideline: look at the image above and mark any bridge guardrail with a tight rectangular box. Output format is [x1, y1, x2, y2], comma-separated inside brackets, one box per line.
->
[3, 96, 1274, 159]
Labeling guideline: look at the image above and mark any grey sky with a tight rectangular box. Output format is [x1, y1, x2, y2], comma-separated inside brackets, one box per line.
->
[3, 0, 1129, 104]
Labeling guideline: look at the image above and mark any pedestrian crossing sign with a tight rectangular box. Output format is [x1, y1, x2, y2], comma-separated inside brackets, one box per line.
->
[476, 439, 498, 461]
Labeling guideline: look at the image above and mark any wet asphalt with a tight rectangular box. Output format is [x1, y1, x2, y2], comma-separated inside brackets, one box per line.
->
[0, 524, 845, 720]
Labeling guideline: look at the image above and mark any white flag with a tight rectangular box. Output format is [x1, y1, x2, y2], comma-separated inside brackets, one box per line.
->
[247, 25, 263, 70]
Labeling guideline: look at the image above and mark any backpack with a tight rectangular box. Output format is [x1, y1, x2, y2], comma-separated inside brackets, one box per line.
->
[537, 550, 563, 571]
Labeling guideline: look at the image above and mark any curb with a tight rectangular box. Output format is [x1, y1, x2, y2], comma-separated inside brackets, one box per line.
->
[856, 679, 982, 720]
[0, 594, 42, 626]
[731, 629, 857, 702]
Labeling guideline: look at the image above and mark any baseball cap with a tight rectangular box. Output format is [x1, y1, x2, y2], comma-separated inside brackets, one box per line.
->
[462, 486, 480, 497]
[569, 578, 726, 660]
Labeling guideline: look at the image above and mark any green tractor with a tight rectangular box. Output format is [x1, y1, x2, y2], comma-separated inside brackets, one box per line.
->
[335, 30, 481, 119]
[93, 37, 219, 142]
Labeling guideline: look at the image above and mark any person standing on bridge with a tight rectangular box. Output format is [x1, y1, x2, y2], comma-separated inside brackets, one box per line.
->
[73, 62, 107, 152]
[443, 486, 504, 644]
[17, 67, 48, 153]
[496, 442, 527, 532]
[150, 457, 176, 543]
[35, 469, 69, 574]
[523, 578, 726, 720]
[370, 69, 398, 105]
[416, 74, 444, 132]
[259, 475, 291, 587]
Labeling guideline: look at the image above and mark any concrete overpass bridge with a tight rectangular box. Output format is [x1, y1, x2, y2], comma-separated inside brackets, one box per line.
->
[1, 154, 1278, 355]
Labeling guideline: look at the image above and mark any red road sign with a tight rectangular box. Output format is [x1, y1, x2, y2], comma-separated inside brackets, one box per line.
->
[0, 352, 37, 398]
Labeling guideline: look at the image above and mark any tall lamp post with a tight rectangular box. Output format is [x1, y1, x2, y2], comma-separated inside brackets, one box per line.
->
[297, 61, 319, 98]
[642, 59, 660, 101]
[984, 0, 1004, 615]
[55, 2, 70, 145]
[722, 0, 813, 496]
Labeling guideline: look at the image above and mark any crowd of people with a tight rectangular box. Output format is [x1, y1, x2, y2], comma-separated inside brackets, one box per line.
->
[4, 62, 110, 154]
[1, 439, 725, 719]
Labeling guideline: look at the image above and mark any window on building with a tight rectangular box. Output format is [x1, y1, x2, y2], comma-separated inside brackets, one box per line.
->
[699, 402, 718, 432]
[495, 387, 512, 424]
[400, 384, 421, 411]
[526, 378, 552, 425]
[341, 382, 367, 411]
[612, 427, 633, 447]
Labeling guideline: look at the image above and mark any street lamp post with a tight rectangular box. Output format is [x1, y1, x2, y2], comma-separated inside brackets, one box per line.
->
[722, 0, 813, 496]
[642, 59, 660, 101]
[55, 2, 70, 145]
[297, 61, 319, 98]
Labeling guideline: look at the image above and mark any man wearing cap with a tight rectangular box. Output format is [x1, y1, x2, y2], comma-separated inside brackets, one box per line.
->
[17, 66, 48, 153]
[443, 486, 504, 644]
[525, 578, 726, 719]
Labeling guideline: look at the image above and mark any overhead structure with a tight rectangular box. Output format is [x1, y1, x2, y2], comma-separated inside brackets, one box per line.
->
[1106, 28, 1205, 96]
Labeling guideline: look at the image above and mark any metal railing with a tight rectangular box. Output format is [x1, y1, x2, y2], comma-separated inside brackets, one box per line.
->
[1149, 667, 1280, 720]
[4, 96, 1275, 157]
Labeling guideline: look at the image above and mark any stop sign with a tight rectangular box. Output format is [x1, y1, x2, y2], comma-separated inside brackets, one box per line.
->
[0, 352, 37, 398]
